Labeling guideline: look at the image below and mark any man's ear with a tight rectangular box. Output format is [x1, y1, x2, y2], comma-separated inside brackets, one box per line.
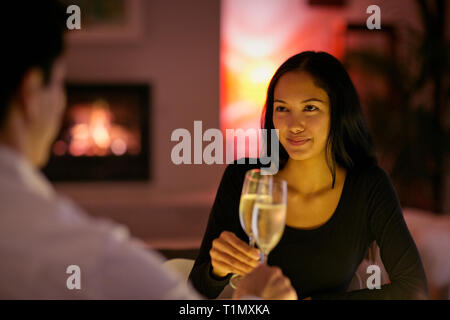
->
[15, 68, 44, 125]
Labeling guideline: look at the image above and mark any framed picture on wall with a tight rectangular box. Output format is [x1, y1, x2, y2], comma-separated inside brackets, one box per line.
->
[61, 0, 142, 43]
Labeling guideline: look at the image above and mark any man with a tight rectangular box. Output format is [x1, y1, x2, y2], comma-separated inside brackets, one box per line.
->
[0, 1, 297, 299]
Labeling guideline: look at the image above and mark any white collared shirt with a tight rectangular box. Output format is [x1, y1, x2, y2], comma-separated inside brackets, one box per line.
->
[0, 145, 201, 299]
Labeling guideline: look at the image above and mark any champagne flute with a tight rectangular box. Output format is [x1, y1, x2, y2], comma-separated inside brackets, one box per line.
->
[252, 177, 287, 264]
[229, 169, 267, 289]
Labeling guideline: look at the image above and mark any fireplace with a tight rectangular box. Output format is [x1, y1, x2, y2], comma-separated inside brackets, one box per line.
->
[42, 83, 150, 181]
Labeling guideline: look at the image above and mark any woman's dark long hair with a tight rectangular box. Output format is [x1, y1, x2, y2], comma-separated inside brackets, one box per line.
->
[262, 51, 377, 188]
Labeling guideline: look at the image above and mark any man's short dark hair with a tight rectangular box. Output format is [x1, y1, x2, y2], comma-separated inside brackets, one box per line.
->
[0, 0, 66, 128]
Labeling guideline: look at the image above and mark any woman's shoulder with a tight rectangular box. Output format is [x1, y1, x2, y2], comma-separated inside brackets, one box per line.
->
[351, 163, 387, 177]
[349, 164, 394, 191]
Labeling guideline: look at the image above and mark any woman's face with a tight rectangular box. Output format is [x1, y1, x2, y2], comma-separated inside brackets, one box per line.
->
[272, 71, 331, 162]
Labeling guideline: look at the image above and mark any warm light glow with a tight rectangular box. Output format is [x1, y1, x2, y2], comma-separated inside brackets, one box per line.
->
[69, 139, 89, 157]
[221, 0, 346, 158]
[92, 126, 111, 149]
[53, 140, 67, 156]
[71, 124, 89, 140]
[111, 139, 127, 156]
[59, 99, 140, 157]
[249, 64, 275, 84]
[90, 106, 112, 149]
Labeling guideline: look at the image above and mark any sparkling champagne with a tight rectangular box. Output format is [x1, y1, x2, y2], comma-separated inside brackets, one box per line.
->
[239, 194, 271, 237]
[252, 202, 286, 255]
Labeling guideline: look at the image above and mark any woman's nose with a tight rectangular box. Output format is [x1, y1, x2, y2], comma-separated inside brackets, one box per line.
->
[288, 117, 306, 134]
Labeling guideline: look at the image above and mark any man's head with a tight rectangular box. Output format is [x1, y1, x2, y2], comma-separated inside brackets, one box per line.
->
[0, 1, 67, 167]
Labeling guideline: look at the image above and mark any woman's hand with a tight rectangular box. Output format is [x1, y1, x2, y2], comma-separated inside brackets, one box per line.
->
[233, 264, 298, 300]
[209, 231, 260, 278]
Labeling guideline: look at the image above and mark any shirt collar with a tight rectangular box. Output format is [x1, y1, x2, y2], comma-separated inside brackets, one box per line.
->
[0, 144, 55, 200]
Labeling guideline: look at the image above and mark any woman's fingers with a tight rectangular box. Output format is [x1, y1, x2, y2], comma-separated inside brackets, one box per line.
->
[212, 237, 259, 268]
[220, 231, 260, 260]
[210, 254, 250, 276]
[209, 231, 260, 277]
[210, 247, 254, 275]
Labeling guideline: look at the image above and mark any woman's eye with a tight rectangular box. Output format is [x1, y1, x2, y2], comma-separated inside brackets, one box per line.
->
[275, 106, 288, 112]
[304, 105, 318, 112]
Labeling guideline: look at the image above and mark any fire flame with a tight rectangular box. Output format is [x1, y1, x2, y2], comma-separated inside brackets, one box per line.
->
[52, 100, 140, 157]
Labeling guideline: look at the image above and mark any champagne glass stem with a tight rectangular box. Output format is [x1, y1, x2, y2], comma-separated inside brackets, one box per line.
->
[249, 236, 256, 247]
[261, 253, 268, 264]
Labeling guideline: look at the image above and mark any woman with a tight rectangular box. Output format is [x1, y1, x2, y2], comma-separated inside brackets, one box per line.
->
[189, 51, 429, 299]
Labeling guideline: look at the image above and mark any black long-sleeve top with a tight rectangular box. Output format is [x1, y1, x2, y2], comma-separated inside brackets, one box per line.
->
[188, 159, 429, 299]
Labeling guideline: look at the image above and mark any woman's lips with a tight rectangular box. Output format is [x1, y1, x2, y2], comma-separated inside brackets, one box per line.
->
[286, 137, 310, 146]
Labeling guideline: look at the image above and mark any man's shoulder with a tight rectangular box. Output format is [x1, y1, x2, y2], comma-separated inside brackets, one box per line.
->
[349, 164, 395, 198]
[0, 189, 129, 252]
